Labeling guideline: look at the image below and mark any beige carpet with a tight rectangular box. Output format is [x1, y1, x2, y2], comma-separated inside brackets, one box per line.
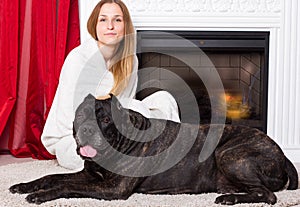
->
[1, 160, 300, 207]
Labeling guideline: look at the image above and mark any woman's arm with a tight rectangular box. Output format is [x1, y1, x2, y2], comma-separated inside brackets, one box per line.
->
[41, 38, 111, 170]
[41, 50, 85, 170]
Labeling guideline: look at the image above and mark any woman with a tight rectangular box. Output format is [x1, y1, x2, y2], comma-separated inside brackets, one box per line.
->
[41, 0, 180, 170]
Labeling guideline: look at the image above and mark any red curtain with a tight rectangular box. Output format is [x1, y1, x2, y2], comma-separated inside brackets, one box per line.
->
[0, 0, 80, 159]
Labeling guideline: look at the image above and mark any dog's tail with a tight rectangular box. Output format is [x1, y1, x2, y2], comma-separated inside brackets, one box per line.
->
[285, 157, 298, 190]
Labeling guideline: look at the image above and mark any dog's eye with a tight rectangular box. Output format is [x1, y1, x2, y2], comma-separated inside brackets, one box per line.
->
[102, 116, 110, 123]
[129, 114, 135, 123]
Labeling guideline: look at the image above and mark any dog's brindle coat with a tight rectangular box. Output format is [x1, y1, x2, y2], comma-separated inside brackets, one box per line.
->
[10, 94, 298, 205]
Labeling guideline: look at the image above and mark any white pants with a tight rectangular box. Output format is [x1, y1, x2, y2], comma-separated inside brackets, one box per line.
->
[121, 90, 180, 123]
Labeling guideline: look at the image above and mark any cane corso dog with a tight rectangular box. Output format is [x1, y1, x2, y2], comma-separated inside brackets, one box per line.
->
[10, 94, 298, 205]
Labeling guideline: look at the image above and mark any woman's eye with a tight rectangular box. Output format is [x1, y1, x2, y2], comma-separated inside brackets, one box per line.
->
[115, 18, 122, 22]
[99, 18, 106, 22]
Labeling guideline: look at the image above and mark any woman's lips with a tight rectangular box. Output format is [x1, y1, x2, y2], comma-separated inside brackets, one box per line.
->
[104, 33, 117, 36]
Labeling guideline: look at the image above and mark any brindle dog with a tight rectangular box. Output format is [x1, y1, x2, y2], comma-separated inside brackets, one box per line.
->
[10, 94, 298, 205]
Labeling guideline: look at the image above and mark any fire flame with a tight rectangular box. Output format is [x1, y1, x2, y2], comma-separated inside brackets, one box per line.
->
[225, 93, 250, 119]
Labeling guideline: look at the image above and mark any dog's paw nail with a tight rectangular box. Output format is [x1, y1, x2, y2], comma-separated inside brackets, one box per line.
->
[215, 195, 237, 205]
[26, 194, 42, 204]
[9, 186, 18, 194]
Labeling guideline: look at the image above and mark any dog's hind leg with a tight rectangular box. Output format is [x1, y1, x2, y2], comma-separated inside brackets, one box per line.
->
[214, 128, 294, 204]
[214, 150, 285, 204]
[215, 160, 277, 205]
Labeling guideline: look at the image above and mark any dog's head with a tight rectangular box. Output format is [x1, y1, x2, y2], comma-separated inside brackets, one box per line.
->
[74, 93, 152, 161]
[73, 94, 110, 160]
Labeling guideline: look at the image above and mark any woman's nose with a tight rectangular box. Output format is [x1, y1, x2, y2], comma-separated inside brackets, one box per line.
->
[107, 20, 114, 29]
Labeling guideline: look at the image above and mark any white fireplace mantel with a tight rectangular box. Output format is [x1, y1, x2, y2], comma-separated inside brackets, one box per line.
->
[79, 0, 300, 162]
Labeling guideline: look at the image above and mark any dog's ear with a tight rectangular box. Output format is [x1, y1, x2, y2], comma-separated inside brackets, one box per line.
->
[109, 93, 123, 110]
[72, 122, 77, 137]
[85, 93, 95, 100]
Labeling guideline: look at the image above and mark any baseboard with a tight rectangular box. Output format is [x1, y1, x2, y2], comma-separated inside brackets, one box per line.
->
[282, 148, 300, 163]
[0, 149, 10, 155]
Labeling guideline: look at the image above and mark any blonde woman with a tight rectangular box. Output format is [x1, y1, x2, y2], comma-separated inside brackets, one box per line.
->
[41, 0, 179, 170]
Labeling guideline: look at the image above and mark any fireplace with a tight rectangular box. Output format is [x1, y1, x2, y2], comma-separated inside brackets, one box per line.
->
[136, 31, 269, 132]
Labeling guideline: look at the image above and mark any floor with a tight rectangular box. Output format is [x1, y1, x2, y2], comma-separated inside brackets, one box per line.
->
[0, 154, 35, 166]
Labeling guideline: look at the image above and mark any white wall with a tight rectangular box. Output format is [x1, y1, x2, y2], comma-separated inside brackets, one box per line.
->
[79, 0, 300, 162]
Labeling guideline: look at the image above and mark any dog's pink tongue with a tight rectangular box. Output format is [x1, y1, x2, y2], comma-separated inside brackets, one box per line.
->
[80, 145, 97, 158]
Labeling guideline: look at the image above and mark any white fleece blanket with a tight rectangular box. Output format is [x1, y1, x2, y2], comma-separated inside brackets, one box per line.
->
[1, 160, 300, 207]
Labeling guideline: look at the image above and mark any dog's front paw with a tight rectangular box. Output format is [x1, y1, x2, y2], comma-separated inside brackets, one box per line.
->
[26, 192, 50, 204]
[215, 194, 238, 205]
[9, 183, 35, 194]
[26, 189, 60, 204]
[26, 193, 43, 205]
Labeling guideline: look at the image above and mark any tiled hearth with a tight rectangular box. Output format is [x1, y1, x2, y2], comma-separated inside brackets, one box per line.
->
[79, 0, 300, 162]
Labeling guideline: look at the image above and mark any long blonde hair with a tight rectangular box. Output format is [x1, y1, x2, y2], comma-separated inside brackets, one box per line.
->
[87, 0, 135, 95]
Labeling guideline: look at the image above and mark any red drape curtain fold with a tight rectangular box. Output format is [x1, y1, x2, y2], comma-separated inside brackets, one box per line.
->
[0, 0, 80, 159]
[0, 0, 19, 139]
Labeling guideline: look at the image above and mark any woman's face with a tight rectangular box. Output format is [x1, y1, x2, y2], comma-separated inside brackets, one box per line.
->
[96, 3, 125, 47]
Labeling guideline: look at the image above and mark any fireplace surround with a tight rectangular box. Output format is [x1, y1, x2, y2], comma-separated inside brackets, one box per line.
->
[79, 0, 300, 162]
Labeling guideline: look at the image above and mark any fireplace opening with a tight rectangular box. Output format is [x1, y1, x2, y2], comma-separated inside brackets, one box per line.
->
[136, 31, 269, 132]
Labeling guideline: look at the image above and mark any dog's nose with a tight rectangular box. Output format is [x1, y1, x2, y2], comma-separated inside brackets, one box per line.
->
[81, 125, 95, 137]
